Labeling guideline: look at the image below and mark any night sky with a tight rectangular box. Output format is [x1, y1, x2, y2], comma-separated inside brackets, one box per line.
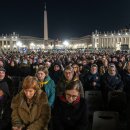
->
[0, 0, 130, 40]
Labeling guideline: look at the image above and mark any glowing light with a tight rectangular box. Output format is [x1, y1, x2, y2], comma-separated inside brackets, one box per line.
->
[16, 41, 22, 47]
[63, 40, 69, 46]
[30, 42, 35, 47]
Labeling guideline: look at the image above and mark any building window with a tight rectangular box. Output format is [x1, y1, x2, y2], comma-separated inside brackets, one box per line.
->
[7, 41, 10, 45]
[115, 38, 117, 43]
[119, 38, 121, 42]
[0, 41, 2, 46]
[123, 38, 125, 44]
[13, 41, 16, 44]
[126, 37, 129, 44]
[112, 38, 113, 43]
[4, 41, 6, 45]
[93, 39, 95, 43]
[96, 39, 99, 43]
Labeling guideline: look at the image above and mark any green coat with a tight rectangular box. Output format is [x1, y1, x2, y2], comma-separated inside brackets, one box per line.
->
[40, 76, 56, 107]
[11, 90, 51, 130]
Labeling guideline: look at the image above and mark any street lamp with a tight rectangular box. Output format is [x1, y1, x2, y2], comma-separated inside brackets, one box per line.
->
[63, 40, 69, 46]
[16, 41, 22, 51]
[16, 41, 22, 47]
[63, 40, 70, 50]
[30, 42, 35, 50]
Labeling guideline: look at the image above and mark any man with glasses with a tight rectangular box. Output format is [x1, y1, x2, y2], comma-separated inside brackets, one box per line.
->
[57, 65, 84, 97]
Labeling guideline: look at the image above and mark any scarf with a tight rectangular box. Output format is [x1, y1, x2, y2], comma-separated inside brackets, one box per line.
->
[59, 95, 80, 106]
[38, 81, 49, 88]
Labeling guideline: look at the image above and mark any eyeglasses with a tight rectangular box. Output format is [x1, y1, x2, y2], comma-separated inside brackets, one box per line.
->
[64, 71, 72, 74]
[37, 72, 45, 75]
[65, 93, 79, 99]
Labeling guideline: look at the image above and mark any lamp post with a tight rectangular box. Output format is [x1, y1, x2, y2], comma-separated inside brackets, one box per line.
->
[63, 40, 69, 50]
[16, 41, 22, 52]
[30, 42, 35, 50]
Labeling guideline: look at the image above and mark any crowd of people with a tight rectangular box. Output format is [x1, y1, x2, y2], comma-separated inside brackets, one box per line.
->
[0, 49, 130, 130]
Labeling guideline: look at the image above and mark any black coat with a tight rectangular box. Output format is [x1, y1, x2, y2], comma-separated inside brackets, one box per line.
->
[101, 72, 124, 104]
[52, 97, 88, 130]
[50, 70, 63, 85]
[101, 72, 124, 92]
[0, 96, 12, 130]
[0, 77, 14, 98]
[84, 72, 101, 91]
[122, 71, 130, 98]
[0, 82, 12, 130]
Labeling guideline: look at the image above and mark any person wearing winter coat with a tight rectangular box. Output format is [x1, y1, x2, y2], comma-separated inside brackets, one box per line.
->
[57, 65, 84, 98]
[49, 62, 63, 85]
[101, 63, 124, 105]
[101, 63, 124, 92]
[53, 80, 88, 130]
[0, 82, 12, 130]
[122, 61, 130, 130]
[11, 76, 51, 130]
[36, 66, 56, 107]
[84, 64, 101, 91]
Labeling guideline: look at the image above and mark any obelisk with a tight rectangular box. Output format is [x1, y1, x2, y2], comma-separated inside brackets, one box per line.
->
[44, 3, 48, 40]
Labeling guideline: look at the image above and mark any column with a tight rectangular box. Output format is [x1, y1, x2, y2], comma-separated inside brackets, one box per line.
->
[44, 4, 48, 40]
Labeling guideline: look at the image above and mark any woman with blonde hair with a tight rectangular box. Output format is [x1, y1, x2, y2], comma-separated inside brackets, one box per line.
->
[72, 63, 80, 78]
[11, 76, 51, 130]
[36, 66, 55, 108]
